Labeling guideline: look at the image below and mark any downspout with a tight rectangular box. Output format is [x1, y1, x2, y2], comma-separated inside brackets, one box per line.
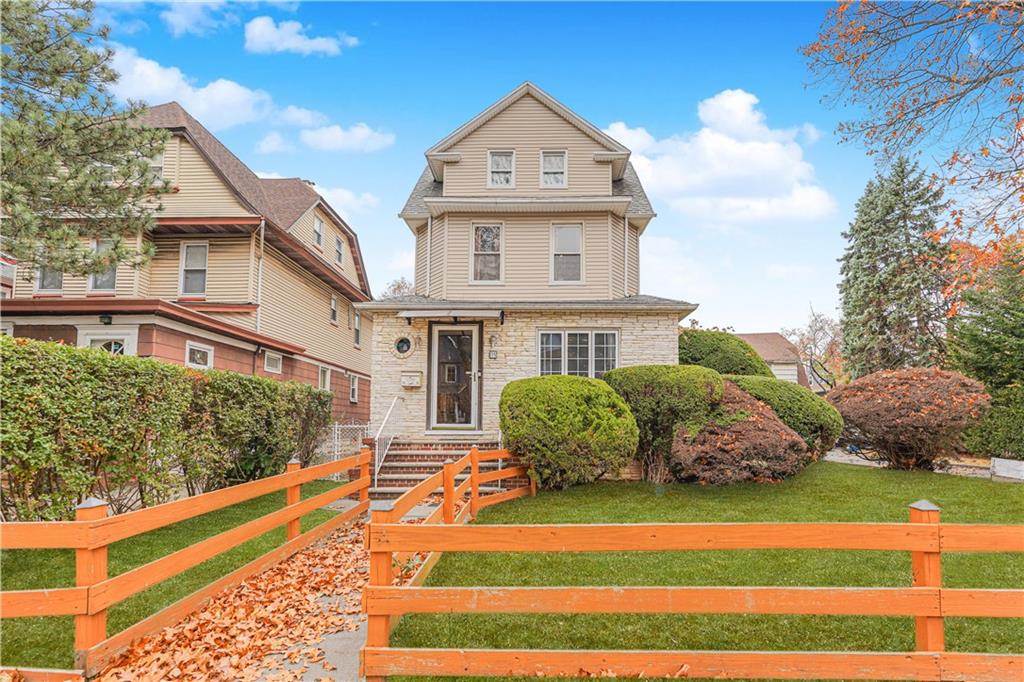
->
[623, 216, 629, 297]
[255, 218, 266, 333]
[425, 216, 432, 295]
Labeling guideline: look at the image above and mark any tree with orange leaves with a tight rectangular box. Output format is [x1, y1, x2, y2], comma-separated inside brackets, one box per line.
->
[804, 1, 1023, 250]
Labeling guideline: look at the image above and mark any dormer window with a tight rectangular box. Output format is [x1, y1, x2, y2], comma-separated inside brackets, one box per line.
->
[313, 216, 324, 247]
[488, 151, 514, 188]
[541, 151, 566, 188]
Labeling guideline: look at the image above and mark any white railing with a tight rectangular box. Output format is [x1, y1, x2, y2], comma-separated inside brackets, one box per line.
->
[373, 395, 405, 488]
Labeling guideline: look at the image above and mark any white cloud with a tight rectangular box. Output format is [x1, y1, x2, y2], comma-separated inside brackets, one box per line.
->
[638, 234, 719, 304]
[256, 131, 292, 154]
[314, 185, 380, 220]
[244, 16, 352, 56]
[160, 2, 234, 38]
[110, 46, 273, 130]
[604, 89, 835, 226]
[387, 250, 416, 273]
[277, 105, 328, 127]
[765, 262, 813, 280]
[300, 123, 395, 152]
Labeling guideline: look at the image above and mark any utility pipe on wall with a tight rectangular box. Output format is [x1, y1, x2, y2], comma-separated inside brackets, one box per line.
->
[255, 218, 266, 332]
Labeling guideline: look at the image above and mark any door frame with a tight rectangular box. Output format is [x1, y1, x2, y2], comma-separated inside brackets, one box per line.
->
[426, 320, 484, 431]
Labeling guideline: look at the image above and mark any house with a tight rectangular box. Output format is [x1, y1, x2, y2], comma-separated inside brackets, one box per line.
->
[357, 82, 696, 451]
[735, 332, 809, 388]
[1, 102, 373, 422]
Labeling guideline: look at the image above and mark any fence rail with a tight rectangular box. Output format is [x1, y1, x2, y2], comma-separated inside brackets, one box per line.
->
[1, 449, 373, 677]
[362, 499, 1023, 681]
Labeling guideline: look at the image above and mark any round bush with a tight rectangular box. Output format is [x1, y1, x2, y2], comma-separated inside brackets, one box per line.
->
[678, 329, 774, 377]
[670, 381, 809, 485]
[726, 374, 843, 455]
[602, 365, 724, 480]
[827, 367, 990, 470]
[499, 375, 639, 489]
[964, 385, 1023, 460]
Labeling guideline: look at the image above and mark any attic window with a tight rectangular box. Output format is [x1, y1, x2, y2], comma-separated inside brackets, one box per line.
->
[541, 151, 566, 188]
[313, 216, 324, 247]
[488, 151, 514, 188]
[334, 236, 343, 265]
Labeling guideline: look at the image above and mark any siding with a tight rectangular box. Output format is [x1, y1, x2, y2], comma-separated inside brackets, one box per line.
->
[414, 225, 428, 295]
[770, 362, 800, 384]
[12, 238, 139, 299]
[289, 206, 362, 290]
[428, 215, 447, 298]
[147, 235, 253, 302]
[443, 94, 612, 197]
[153, 137, 253, 218]
[259, 246, 371, 375]
[441, 213, 611, 301]
[609, 215, 626, 299]
[627, 223, 640, 295]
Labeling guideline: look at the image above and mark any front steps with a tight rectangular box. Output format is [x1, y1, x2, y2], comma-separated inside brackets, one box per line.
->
[369, 437, 505, 500]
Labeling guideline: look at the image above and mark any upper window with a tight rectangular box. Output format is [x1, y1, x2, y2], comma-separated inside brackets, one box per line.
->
[330, 295, 338, 324]
[472, 224, 501, 282]
[319, 366, 331, 390]
[541, 151, 567, 188]
[353, 311, 361, 345]
[488, 151, 514, 188]
[150, 153, 164, 182]
[90, 239, 116, 292]
[552, 224, 582, 283]
[264, 351, 283, 374]
[349, 375, 359, 403]
[180, 243, 208, 296]
[334, 236, 344, 265]
[313, 216, 324, 247]
[36, 263, 63, 293]
[185, 341, 214, 370]
[539, 330, 617, 379]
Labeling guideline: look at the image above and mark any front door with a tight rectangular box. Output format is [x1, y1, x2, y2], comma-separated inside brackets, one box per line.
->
[430, 324, 479, 429]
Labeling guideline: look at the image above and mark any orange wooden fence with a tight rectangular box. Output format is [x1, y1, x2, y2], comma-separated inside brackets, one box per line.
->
[1, 448, 373, 678]
[362, 499, 1024, 681]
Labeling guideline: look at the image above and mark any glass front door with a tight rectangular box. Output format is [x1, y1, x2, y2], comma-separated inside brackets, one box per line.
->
[431, 325, 479, 429]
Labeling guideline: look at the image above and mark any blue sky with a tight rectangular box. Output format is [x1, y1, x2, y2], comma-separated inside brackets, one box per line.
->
[99, 1, 878, 331]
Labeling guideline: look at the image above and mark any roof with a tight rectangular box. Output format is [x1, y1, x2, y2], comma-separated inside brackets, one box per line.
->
[259, 178, 321, 230]
[357, 293, 696, 314]
[735, 332, 802, 363]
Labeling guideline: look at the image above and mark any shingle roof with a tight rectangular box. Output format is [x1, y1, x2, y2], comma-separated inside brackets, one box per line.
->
[400, 167, 442, 218]
[735, 333, 802, 363]
[359, 293, 694, 312]
[259, 178, 321, 230]
[613, 162, 654, 216]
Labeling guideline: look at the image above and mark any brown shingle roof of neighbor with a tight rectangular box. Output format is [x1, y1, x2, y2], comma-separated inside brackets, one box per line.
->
[735, 333, 802, 364]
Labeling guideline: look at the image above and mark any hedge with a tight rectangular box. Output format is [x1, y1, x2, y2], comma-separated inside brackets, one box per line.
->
[499, 375, 638, 489]
[0, 336, 332, 520]
[964, 385, 1024, 461]
[726, 374, 843, 455]
[602, 365, 723, 480]
[678, 329, 774, 377]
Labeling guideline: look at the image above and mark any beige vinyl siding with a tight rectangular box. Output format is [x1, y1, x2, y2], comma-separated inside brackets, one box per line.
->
[443, 94, 612, 197]
[148, 235, 252, 302]
[204, 310, 258, 331]
[770, 362, 801, 384]
[428, 215, 446, 298]
[414, 225, 428, 295]
[609, 215, 626, 298]
[259, 247, 370, 374]
[290, 207, 362, 290]
[152, 137, 253, 217]
[12, 238, 138, 298]
[627, 223, 640, 295]
[442, 213, 611, 301]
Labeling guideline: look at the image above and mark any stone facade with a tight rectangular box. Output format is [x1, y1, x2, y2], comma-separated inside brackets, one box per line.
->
[368, 308, 680, 434]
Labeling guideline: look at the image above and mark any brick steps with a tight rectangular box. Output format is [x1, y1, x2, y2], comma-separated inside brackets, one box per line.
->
[368, 438, 505, 500]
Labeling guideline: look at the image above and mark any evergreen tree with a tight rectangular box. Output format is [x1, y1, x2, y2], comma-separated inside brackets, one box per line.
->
[838, 156, 950, 378]
[1, 0, 169, 275]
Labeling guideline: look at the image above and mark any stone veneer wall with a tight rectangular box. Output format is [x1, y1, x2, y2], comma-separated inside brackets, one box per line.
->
[369, 309, 681, 434]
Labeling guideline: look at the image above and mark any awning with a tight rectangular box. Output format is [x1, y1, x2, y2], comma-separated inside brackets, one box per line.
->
[397, 309, 503, 319]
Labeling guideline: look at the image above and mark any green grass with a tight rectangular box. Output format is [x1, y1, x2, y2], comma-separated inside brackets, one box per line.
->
[391, 462, 1023, 682]
[0, 479, 343, 670]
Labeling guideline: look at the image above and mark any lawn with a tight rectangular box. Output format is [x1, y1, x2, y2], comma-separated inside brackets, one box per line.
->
[0, 479, 343, 670]
[390, 462, 1023, 682]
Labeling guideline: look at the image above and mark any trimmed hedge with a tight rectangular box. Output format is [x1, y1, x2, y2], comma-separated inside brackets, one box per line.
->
[499, 375, 638, 489]
[0, 336, 332, 520]
[964, 385, 1024, 461]
[726, 374, 843, 455]
[678, 329, 774, 377]
[602, 365, 723, 481]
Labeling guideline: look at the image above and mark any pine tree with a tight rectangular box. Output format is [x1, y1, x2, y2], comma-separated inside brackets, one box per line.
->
[838, 156, 950, 378]
[1, 0, 169, 275]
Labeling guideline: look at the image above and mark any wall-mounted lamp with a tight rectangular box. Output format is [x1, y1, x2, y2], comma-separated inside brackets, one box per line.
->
[489, 334, 498, 348]
[99, 314, 112, 325]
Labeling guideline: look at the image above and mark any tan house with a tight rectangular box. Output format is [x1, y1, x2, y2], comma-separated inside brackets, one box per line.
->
[2, 102, 373, 422]
[358, 83, 696, 443]
[735, 332, 809, 388]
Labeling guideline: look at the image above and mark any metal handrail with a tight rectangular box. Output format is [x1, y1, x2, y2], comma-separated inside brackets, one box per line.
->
[373, 395, 404, 488]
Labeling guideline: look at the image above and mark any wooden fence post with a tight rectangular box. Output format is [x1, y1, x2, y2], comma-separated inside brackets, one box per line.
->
[359, 447, 371, 503]
[909, 499, 944, 652]
[469, 446, 480, 520]
[285, 458, 301, 541]
[364, 508, 391, 682]
[74, 497, 108, 668]
[442, 458, 456, 524]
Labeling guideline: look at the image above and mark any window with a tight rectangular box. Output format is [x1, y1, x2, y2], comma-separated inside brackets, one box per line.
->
[264, 351, 282, 374]
[150, 152, 164, 182]
[349, 375, 359, 403]
[472, 224, 501, 282]
[488, 150, 514, 188]
[541, 151, 567, 188]
[334, 236, 343, 265]
[185, 341, 214, 370]
[552, 224, 582, 282]
[89, 239, 116, 292]
[353, 311, 361, 345]
[443, 363, 458, 384]
[319, 366, 331, 390]
[538, 330, 617, 378]
[77, 325, 138, 355]
[313, 216, 324, 247]
[330, 296, 338, 323]
[180, 243, 208, 296]
[36, 263, 63, 293]
[91, 339, 126, 355]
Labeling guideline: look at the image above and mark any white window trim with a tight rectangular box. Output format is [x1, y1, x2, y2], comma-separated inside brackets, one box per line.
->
[264, 351, 283, 374]
[185, 340, 215, 370]
[319, 366, 331, 390]
[349, 374, 359, 403]
[539, 150, 568, 189]
[549, 222, 585, 285]
[487, 150, 516, 189]
[330, 295, 338, 324]
[353, 311, 361, 347]
[313, 216, 324, 247]
[76, 325, 140, 356]
[0, 322, 13, 336]
[536, 329, 619, 379]
[34, 264, 63, 294]
[178, 241, 209, 297]
[88, 239, 117, 293]
[469, 221, 504, 285]
[334, 235, 344, 265]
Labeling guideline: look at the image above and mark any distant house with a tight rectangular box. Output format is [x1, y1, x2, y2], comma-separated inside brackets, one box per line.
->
[735, 332, 809, 388]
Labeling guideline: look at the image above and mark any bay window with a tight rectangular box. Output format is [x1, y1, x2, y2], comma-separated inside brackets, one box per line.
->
[539, 330, 617, 378]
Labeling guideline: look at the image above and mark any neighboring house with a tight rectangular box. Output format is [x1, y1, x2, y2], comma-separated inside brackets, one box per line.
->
[735, 332, 809, 388]
[0, 254, 14, 299]
[1, 102, 373, 422]
[358, 82, 696, 439]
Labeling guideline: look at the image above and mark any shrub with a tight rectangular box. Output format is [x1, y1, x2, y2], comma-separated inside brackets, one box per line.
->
[678, 329, 774, 377]
[726, 374, 843, 455]
[964, 385, 1024, 461]
[670, 381, 810, 485]
[499, 375, 638, 489]
[602, 365, 723, 481]
[827, 367, 990, 470]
